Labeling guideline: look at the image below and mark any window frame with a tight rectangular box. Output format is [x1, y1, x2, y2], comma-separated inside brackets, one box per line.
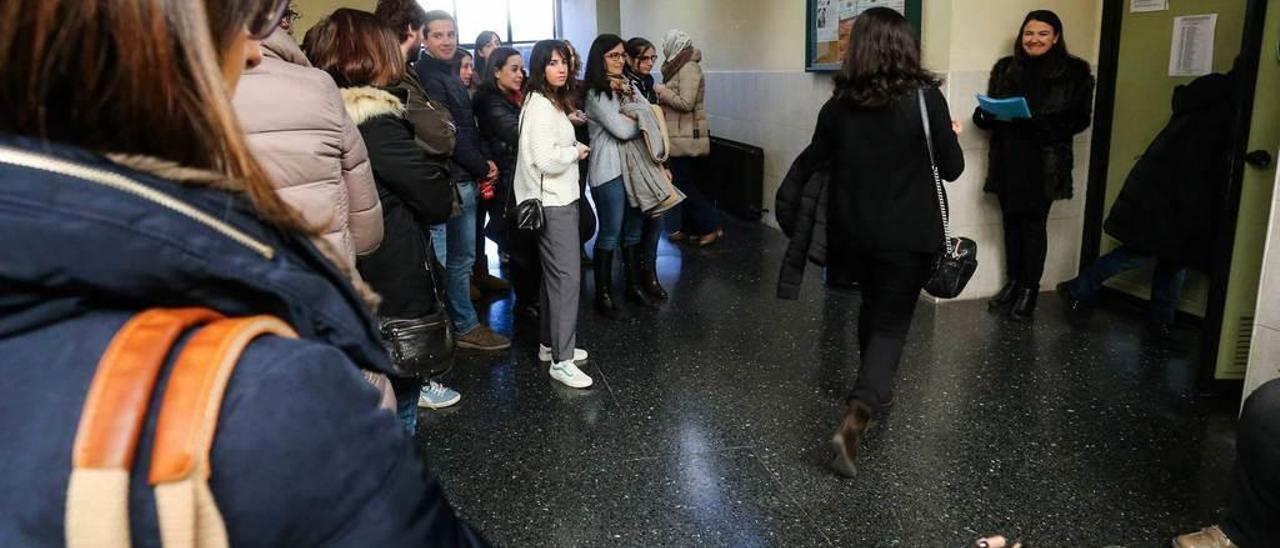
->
[419, 0, 561, 49]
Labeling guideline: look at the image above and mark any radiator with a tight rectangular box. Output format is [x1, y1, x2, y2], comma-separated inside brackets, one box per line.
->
[705, 136, 764, 222]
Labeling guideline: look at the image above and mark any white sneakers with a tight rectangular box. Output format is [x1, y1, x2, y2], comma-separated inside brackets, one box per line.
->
[549, 360, 593, 388]
[538, 344, 588, 363]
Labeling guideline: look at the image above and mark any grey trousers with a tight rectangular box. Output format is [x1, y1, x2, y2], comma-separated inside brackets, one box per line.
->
[538, 203, 582, 362]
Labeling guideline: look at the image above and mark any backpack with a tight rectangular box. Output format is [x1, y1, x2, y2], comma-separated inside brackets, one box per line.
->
[64, 308, 296, 548]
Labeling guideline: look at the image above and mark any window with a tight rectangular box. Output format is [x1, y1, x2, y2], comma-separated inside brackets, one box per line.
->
[417, 0, 558, 47]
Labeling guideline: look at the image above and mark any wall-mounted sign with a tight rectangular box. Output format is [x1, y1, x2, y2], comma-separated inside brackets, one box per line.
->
[806, 0, 921, 72]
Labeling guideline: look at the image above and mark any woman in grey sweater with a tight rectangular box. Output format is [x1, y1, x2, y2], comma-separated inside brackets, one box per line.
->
[584, 34, 660, 316]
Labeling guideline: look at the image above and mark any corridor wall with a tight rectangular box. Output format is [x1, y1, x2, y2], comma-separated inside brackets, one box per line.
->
[620, 0, 1103, 300]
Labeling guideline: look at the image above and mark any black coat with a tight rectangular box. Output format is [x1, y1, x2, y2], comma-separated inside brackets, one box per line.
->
[472, 87, 521, 241]
[807, 86, 964, 255]
[1104, 72, 1236, 272]
[775, 144, 830, 300]
[347, 87, 451, 319]
[973, 55, 1094, 209]
[416, 54, 491, 183]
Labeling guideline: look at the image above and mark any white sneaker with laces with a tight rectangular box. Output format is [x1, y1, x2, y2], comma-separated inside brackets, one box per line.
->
[538, 344, 588, 362]
[548, 360, 593, 388]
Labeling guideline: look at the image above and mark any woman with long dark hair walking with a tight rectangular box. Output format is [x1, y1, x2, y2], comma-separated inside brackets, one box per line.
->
[809, 8, 965, 477]
[974, 10, 1094, 321]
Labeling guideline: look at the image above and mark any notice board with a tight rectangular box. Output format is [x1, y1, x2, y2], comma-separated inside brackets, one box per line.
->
[806, 0, 922, 72]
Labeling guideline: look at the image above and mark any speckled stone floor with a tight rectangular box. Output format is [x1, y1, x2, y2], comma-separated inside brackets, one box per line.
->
[416, 217, 1238, 547]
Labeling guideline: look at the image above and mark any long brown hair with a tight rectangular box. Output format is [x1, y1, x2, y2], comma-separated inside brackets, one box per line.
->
[528, 39, 575, 113]
[304, 9, 406, 88]
[833, 7, 940, 108]
[0, 0, 307, 231]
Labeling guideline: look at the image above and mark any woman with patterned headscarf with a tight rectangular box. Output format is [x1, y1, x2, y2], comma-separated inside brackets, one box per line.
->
[655, 29, 721, 247]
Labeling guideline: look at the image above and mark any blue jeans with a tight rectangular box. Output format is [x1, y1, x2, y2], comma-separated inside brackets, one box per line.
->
[590, 176, 643, 250]
[428, 224, 447, 265]
[390, 376, 421, 437]
[1068, 245, 1187, 324]
[444, 181, 480, 334]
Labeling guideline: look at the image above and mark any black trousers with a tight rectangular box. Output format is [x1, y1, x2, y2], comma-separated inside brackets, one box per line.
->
[1223, 378, 1280, 546]
[999, 198, 1053, 288]
[846, 251, 933, 410]
[506, 226, 543, 309]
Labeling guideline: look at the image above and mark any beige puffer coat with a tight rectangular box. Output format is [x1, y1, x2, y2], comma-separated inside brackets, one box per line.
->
[233, 29, 383, 269]
[657, 49, 711, 158]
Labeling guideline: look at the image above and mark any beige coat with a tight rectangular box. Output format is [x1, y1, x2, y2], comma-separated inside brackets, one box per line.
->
[232, 30, 383, 269]
[657, 49, 711, 158]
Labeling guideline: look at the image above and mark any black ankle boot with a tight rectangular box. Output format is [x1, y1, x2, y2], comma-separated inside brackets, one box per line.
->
[593, 248, 621, 318]
[1009, 287, 1038, 321]
[638, 250, 668, 301]
[622, 245, 658, 308]
[988, 281, 1017, 311]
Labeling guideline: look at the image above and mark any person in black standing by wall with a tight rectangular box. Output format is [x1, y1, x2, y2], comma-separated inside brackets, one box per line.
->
[809, 8, 964, 477]
[973, 10, 1094, 321]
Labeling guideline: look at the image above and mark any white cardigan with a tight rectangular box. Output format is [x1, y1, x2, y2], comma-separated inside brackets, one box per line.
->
[514, 92, 582, 207]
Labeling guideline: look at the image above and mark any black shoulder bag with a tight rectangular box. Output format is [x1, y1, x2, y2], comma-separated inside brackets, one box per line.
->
[507, 103, 546, 231]
[918, 89, 978, 299]
[378, 239, 454, 379]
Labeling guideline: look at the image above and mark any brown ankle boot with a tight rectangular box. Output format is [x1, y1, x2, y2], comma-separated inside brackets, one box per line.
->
[829, 400, 873, 478]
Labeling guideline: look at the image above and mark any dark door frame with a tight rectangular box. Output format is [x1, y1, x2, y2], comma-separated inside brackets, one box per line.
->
[1081, 0, 1270, 393]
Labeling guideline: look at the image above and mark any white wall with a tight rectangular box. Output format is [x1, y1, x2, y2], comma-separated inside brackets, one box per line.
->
[561, 0, 600, 67]
[620, 0, 1103, 300]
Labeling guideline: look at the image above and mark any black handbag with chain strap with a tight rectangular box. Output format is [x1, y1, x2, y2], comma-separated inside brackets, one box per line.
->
[918, 89, 978, 299]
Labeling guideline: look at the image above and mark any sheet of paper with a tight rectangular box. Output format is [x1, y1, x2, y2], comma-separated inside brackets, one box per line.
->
[1169, 14, 1218, 77]
[1130, 0, 1168, 13]
[816, 0, 839, 42]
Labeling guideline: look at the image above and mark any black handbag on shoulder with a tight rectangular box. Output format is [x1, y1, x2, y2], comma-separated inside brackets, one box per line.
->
[917, 89, 978, 299]
[506, 105, 546, 231]
[378, 241, 454, 379]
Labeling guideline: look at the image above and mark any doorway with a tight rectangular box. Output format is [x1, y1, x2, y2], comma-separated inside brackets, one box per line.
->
[1084, 0, 1278, 389]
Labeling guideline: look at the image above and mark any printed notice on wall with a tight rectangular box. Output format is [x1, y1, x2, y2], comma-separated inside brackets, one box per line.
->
[1169, 14, 1217, 77]
[816, 0, 838, 41]
[1130, 0, 1168, 12]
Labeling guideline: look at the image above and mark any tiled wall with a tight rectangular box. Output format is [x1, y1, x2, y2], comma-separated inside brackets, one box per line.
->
[1244, 161, 1280, 401]
[704, 68, 1093, 301]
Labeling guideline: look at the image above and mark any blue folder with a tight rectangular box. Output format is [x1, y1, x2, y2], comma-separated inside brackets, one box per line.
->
[977, 95, 1032, 120]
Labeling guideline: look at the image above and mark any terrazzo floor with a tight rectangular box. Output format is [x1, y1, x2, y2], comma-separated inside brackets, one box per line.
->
[416, 217, 1238, 547]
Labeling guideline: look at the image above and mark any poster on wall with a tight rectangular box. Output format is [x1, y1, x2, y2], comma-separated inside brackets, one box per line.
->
[806, 0, 921, 72]
[1169, 14, 1217, 77]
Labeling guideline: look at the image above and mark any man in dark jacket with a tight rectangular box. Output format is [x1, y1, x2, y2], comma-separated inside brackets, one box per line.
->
[1058, 70, 1237, 335]
[0, 135, 487, 547]
[415, 9, 510, 352]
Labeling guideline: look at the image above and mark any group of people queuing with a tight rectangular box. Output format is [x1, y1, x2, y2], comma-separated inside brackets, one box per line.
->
[232, 0, 723, 429]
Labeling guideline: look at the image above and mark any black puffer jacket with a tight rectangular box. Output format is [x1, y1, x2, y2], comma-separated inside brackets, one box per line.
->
[974, 55, 1094, 209]
[472, 87, 521, 241]
[775, 145, 830, 300]
[1104, 72, 1236, 272]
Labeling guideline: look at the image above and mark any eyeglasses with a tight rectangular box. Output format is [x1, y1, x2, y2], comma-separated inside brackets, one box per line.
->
[604, 52, 627, 61]
[283, 9, 302, 23]
[248, 0, 292, 39]
[637, 55, 658, 62]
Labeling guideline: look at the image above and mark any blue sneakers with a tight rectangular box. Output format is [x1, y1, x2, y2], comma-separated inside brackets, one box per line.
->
[417, 381, 461, 409]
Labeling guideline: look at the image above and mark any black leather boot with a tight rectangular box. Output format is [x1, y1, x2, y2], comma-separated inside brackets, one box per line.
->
[1009, 287, 1038, 321]
[622, 245, 658, 308]
[593, 248, 621, 318]
[639, 249, 668, 301]
[988, 281, 1017, 312]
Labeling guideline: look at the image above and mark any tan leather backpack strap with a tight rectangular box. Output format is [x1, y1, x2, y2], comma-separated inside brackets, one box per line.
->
[66, 308, 223, 548]
[148, 316, 298, 548]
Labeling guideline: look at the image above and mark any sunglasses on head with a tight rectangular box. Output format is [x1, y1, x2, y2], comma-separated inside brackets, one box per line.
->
[247, 0, 292, 40]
